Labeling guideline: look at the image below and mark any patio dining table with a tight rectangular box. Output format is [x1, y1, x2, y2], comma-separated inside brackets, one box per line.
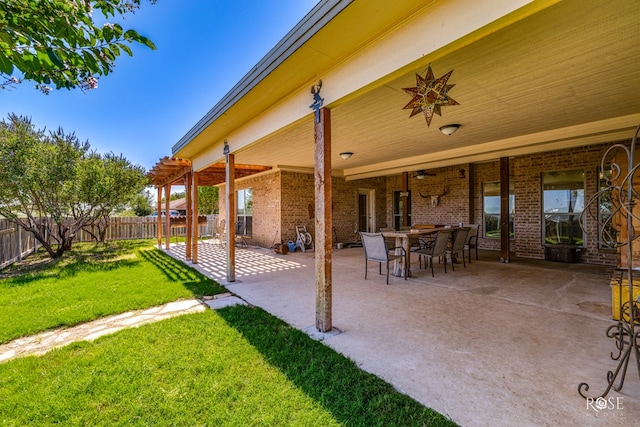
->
[382, 227, 452, 277]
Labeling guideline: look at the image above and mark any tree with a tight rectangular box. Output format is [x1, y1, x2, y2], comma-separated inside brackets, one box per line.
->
[199, 186, 218, 214]
[130, 187, 154, 216]
[0, 114, 147, 257]
[81, 151, 148, 242]
[0, 0, 156, 94]
[170, 191, 185, 201]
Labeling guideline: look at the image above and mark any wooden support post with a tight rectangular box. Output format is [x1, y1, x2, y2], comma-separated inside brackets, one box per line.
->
[156, 186, 162, 247]
[226, 153, 236, 282]
[500, 157, 510, 263]
[164, 184, 171, 250]
[185, 172, 192, 261]
[315, 107, 332, 332]
[402, 171, 409, 227]
[466, 164, 475, 224]
[192, 172, 199, 264]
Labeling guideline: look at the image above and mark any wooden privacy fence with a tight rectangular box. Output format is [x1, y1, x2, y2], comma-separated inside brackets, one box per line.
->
[0, 219, 39, 270]
[0, 215, 218, 270]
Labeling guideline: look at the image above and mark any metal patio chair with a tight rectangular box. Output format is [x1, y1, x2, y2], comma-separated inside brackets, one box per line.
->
[447, 227, 469, 270]
[379, 226, 396, 249]
[235, 221, 250, 248]
[464, 224, 480, 263]
[415, 229, 452, 277]
[214, 219, 226, 247]
[360, 232, 407, 284]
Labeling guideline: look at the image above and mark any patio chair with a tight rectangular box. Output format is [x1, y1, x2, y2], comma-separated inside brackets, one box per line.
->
[379, 226, 396, 249]
[464, 224, 480, 263]
[400, 226, 422, 252]
[235, 221, 250, 248]
[214, 219, 226, 247]
[360, 232, 407, 284]
[414, 230, 452, 277]
[447, 227, 469, 271]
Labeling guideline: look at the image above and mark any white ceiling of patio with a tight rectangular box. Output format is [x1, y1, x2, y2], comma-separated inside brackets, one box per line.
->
[187, 0, 640, 181]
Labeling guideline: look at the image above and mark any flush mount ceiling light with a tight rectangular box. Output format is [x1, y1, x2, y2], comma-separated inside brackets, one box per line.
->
[439, 124, 460, 135]
[340, 152, 353, 160]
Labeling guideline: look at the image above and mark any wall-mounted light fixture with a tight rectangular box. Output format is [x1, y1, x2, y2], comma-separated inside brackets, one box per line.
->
[223, 140, 230, 155]
[340, 152, 353, 160]
[458, 168, 466, 179]
[439, 124, 460, 135]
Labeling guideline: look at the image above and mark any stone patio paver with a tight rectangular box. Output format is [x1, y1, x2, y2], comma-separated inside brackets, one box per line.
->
[0, 294, 244, 363]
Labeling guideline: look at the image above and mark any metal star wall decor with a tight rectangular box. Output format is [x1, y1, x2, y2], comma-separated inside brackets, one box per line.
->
[402, 66, 459, 127]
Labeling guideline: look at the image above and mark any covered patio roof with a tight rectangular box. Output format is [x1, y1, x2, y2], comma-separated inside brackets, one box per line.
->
[173, 0, 640, 179]
[147, 156, 271, 188]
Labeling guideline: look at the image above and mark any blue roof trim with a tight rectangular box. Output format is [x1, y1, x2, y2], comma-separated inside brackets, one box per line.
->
[172, 0, 354, 155]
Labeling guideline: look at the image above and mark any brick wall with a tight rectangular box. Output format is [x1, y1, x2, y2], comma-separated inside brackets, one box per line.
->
[468, 143, 617, 264]
[219, 170, 387, 249]
[280, 171, 316, 245]
[218, 170, 281, 248]
[385, 166, 471, 228]
[215, 141, 621, 266]
[279, 172, 387, 245]
[331, 175, 387, 243]
[513, 143, 617, 264]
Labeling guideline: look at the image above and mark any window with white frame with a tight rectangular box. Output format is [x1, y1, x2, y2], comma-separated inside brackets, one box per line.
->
[237, 188, 253, 235]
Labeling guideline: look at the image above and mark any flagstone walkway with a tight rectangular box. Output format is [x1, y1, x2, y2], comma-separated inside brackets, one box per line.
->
[0, 294, 246, 363]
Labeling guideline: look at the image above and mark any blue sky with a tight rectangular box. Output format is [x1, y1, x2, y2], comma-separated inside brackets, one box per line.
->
[0, 0, 318, 171]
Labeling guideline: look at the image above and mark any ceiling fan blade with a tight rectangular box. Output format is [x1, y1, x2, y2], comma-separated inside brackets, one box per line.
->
[413, 169, 436, 178]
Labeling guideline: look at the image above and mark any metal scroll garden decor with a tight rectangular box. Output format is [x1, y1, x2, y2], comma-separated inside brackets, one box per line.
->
[578, 124, 640, 399]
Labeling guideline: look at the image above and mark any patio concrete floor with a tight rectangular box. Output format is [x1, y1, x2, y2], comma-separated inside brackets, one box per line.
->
[168, 241, 639, 426]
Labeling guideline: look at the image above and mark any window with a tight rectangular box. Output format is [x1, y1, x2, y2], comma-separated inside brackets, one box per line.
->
[542, 169, 584, 246]
[237, 188, 253, 235]
[482, 181, 514, 239]
[598, 167, 617, 248]
[393, 191, 411, 230]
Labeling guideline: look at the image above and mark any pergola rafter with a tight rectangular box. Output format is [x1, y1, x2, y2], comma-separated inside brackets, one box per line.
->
[147, 156, 271, 188]
[147, 156, 271, 263]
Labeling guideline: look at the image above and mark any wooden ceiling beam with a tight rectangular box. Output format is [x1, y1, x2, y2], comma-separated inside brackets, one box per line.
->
[148, 158, 271, 187]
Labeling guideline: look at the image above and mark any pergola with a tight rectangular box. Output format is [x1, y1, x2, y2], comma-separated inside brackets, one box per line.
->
[147, 156, 270, 264]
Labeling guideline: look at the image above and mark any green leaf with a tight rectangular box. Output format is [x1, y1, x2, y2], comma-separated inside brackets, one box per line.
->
[139, 36, 156, 50]
[36, 49, 54, 68]
[103, 25, 113, 42]
[82, 51, 99, 74]
[0, 0, 156, 93]
[101, 47, 116, 62]
[0, 52, 13, 75]
[119, 44, 132, 57]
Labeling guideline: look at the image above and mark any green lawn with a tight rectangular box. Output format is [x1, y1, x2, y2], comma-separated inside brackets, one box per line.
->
[0, 240, 456, 426]
[0, 240, 225, 344]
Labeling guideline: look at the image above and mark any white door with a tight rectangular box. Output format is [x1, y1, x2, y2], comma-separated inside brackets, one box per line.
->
[357, 189, 376, 232]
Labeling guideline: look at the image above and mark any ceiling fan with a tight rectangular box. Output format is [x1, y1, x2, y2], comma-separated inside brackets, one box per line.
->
[412, 170, 436, 179]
